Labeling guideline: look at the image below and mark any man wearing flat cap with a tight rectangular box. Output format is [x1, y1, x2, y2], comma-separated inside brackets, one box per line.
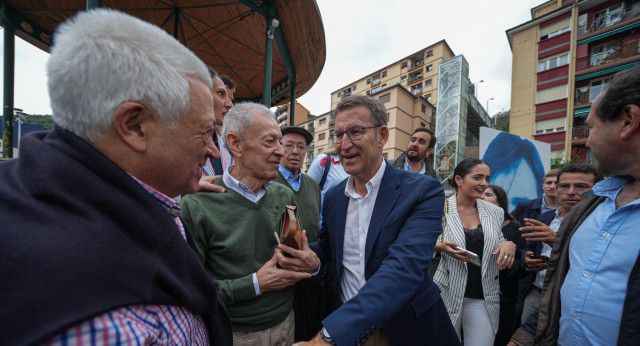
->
[273, 126, 325, 341]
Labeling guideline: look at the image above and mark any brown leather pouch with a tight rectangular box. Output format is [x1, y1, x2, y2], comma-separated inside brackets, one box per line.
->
[279, 204, 302, 254]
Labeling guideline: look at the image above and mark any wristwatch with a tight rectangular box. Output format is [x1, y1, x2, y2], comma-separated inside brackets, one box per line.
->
[321, 327, 336, 345]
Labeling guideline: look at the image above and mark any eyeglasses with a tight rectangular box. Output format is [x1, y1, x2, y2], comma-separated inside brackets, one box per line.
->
[329, 126, 380, 144]
[282, 143, 306, 152]
[557, 183, 592, 193]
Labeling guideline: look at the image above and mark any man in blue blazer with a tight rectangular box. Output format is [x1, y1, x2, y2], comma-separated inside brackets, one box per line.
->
[284, 95, 458, 346]
[511, 169, 560, 227]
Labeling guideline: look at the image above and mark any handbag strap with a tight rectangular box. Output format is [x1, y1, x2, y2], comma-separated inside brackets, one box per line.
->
[439, 198, 448, 243]
[319, 154, 331, 190]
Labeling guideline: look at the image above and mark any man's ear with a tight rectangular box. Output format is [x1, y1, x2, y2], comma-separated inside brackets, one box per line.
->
[620, 104, 640, 140]
[426, 147, 434, 157]
[112, 102, 150, 152]
[378, 126, 389, 148]
[225, 132, 243, 158]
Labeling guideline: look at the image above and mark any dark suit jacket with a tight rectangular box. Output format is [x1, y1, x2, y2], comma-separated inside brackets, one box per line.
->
[310, 161, 459, 345]
[511, 196, 544, 227]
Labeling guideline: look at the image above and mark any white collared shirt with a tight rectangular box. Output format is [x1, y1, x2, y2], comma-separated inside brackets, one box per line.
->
[222, 166, 271, 203]
[340, 160, 386, 303]
[534, 207, 563, 288]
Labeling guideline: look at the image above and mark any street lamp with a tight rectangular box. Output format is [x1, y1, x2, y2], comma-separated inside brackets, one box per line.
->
[473, 79, 484, 97]
[486, 98, 494, 116]
[14, 108, 27, 149]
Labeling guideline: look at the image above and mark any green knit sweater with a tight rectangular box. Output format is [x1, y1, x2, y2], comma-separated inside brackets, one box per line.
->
[273, 171, 321, 242]
[180, 179, 296, 332]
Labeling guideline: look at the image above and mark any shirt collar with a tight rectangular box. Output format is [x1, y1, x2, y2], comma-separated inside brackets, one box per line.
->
[593, 175, 633, 200]
[345, 159, 386, 198]
[278, 164, 300, 181]
[128, 174, 181, 217]
[223, 165, 272, 195]
[404, 156, 425, 174]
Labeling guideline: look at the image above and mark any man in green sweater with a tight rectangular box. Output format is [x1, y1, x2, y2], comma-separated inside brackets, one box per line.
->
[181, 102, 320, 346]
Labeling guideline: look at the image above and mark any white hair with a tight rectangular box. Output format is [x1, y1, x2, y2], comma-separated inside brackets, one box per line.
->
[47, 9, 212, 142]
[222, 102, 275, 157]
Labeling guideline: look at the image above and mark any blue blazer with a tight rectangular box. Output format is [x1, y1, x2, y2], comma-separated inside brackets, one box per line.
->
[310, 162, 459, 345]
[511, 196, 544, 227]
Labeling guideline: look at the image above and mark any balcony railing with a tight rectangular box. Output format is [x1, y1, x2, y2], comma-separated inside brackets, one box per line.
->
[576, 40, 640, 71]
[577, 3, 640, 36]
[575, 89, 590, 105]
[572, 125, 590, 139]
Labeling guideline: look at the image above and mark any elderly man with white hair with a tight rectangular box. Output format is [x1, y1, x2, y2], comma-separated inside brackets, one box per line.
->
[181, 102, 320, 346]
[0, 9, 232, 345]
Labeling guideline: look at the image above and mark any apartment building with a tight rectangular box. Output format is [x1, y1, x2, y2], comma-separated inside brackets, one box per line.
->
[275, 101, 312, 127]
[299, 84, 436, 172]
[507, 0, 640, 163]
[329, 40, 455, 110]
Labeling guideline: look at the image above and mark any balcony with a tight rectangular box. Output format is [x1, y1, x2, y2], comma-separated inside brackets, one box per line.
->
[575, 89, 590, 105]
[572, 125, 590, 139]
[307, 127, 315, 135]
[577, 2, 640, 37]
[576, 40, 640, 71]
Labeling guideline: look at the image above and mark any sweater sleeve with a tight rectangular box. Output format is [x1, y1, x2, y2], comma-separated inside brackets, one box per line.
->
[213, 275, 258, 305]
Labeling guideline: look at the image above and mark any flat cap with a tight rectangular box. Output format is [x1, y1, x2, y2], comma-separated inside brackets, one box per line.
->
[280, 126, 313, 145]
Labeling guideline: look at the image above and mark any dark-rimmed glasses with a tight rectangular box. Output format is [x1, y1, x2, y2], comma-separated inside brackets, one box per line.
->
[329, 126, 380, 144]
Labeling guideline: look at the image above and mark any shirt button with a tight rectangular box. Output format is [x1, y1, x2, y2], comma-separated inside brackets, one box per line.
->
[602, 232, 611, 237]
[583, 272, 591, 278]
[571, 312, 579, 318]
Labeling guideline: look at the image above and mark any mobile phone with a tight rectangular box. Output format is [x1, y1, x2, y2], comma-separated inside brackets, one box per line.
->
[530, 255, 550, 263]
[454, 246, 481, 266]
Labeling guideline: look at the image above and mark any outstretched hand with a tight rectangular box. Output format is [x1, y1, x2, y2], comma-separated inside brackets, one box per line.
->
[277, 230, 321, 273]
[520, 218, 555, 246]
[256, 251, 311, 293]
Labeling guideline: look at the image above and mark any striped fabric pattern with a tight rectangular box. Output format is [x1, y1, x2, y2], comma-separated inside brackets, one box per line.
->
[44, 175, 207, 345]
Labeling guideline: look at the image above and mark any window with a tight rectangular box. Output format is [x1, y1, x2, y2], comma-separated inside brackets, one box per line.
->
[371, 86, 381, 94]
[540, 17, 571, 40]
[594, 3, 624, 31]
[353, 85, 357, 91]
[590, 77, 611, 102]
[421, 122, 427, 127]
[366, 90, 371, 95]
[424, 79, 432, 87]
[538, 53, 569, 72]
[343, 87, 352, 97]
[319, 118, 326, 126]
[590, 40, 620, 67]
[426, 50, 433, 57]
[409, 56, 423, 69]
[425, 93, 432, 102]
[401, 75, 407, 83]
[410, 71, 422, 82]
[426, 64, 433, 72]
[379, 93, 390, 103]
[411, 84, 422, 95]
[421, 104, 427, 113]
[382, 71, 387, 78]
[367, 78, 371, 84]
[318, 133, 326, 141]
[372, 74, 381, 86]
[401, 61, 408, 69]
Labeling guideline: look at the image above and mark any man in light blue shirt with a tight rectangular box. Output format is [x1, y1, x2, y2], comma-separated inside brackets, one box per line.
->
[510, 65, 640, 346]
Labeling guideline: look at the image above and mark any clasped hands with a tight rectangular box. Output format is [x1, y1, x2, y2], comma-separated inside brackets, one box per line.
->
[256, 230, 321, 293]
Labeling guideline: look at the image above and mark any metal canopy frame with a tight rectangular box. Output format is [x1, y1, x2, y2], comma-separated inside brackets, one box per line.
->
[1, 0, 324, 158]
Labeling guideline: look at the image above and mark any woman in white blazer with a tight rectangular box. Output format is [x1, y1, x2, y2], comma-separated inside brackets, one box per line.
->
[433, 159, 516, 346]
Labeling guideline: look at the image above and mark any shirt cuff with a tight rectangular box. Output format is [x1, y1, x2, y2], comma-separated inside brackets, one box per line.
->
[310, 264, 321, 276]
[252, 272, 261, 296]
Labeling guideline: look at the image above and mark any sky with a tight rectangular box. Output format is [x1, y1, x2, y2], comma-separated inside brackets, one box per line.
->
[0, 0, 547, 117]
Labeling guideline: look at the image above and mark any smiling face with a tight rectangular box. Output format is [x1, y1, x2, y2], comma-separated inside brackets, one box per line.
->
[150, 79, 219, 196]
[406, 130, 432, 162]
[455, 163, 491, 200]
[280, 132, 306, 174]
[334, 105, 388, 182]
[212, 76, 232, 127]
[240, 111, 285, 183]
[557, 172, 595, 214]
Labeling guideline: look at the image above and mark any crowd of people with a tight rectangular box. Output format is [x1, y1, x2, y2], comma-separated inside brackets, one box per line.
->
[1, 9, 639, 346]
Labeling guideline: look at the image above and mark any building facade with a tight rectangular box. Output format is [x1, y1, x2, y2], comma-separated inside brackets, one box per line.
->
[329, 40, 455, 109]
[298, 84, 436, 172]
[507, 0, 640, 163]
[275, 101, 312, 127]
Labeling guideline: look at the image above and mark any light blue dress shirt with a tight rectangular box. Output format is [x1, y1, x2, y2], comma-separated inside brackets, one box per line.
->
[559, 176, 640, 345]
[278, 164, 301, 191]
[403, 157, 426, 174]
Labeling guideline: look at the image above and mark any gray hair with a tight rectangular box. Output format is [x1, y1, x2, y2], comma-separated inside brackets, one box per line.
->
[335, 94, 388, 127]
[47, 9, 211, 142]
[222, 102, 275, 157]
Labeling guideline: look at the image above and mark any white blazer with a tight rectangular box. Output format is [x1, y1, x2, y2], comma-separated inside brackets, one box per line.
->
[433, 195, 505, 334]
